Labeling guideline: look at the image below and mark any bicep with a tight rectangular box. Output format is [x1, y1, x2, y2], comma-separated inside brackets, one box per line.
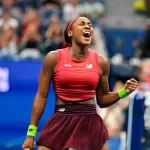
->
[96, 56, 110, 98]
[37, 67, 52, 99]
[37, 52, 57, 99]
[96, 73, 109, 95]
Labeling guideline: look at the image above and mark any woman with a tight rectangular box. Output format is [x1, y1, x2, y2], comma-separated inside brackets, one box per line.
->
[22, 17, 138, 150]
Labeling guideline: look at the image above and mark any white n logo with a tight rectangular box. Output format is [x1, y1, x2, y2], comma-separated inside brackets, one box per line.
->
[85, 64, 93, 69]
[58, 108, 65, 112]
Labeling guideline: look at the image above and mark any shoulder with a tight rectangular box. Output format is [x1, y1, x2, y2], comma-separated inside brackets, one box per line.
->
[43, 50, 58, 69]
[89, 49, 109, 72]
[98, 54, 109, 66]
[43, 48, 67, 67]
[44, 48, 66, 60]
[97, 53, 110, 74]
[89, 49, 97, 53]
[45, 50, 58, 60]
[88, 49, 99, 57]
[89, 49, 107, 62]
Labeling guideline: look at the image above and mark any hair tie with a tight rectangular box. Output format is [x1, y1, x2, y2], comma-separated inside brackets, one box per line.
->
[63, 41, 72, 47]
[67, 18, 77, 32]
[63, 18, 78, 47]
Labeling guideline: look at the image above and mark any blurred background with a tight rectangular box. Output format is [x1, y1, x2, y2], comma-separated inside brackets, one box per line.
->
[0, 0, 150, 150]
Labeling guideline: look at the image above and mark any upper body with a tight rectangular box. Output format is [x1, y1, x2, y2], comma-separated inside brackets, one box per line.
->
[0, 27, 18, 53]
[0, 10, 19, 32]
[35, 17, 138, 107]
[43, 46, 109, 105]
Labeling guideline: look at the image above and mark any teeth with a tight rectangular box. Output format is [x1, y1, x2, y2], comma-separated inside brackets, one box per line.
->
[83, 31, 91, 38]
[84, 31, 90, 35]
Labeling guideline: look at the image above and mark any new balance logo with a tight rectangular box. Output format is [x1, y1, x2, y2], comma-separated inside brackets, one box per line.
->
[58, 108, 65, 112]
[85, 64, 93, 69]
[64, 64, 72, 67]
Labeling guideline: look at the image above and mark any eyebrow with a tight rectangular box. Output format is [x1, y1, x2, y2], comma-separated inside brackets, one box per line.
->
[79, 21, 92, 24]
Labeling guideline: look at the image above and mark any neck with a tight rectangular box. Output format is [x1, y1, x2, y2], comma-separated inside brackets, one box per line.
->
[70, 42, 88, 56]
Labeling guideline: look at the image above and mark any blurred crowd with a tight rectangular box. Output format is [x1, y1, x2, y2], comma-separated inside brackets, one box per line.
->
[0, 0, 105, 59]
[1, 0, 150, 150]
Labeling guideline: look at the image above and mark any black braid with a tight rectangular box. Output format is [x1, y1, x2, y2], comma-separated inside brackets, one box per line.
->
[62, 23, 72, 48]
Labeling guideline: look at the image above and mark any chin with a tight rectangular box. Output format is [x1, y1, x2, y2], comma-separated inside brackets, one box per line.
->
[81, 40, 91, 47]
[83, 43, 90, 47]
[78, 43, 89, 48]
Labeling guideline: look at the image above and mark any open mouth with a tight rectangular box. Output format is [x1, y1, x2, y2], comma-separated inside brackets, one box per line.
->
[83, 31, 91, 38]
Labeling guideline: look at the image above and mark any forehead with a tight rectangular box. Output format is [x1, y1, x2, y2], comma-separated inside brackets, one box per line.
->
[75, 17, 91, 23]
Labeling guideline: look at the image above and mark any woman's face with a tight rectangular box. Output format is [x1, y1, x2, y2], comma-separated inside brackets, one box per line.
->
[69, 17, 94, 47]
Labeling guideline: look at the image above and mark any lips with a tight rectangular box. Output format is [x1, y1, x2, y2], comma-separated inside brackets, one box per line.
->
[83, 31, 91, 38]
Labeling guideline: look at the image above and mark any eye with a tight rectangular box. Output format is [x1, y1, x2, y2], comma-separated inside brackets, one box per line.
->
[78, 22, 85, 26]
[78, 21, 93, 27]
[88, 24, 93, 27]
[87, 22, 93, 27]
[79, 24, 84, 26]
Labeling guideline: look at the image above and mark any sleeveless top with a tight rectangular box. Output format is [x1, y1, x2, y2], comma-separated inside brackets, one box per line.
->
[52, 47, 101, 101]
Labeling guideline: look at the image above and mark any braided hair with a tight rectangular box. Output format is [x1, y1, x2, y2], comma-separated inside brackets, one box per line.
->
[63, 18, 77, 48]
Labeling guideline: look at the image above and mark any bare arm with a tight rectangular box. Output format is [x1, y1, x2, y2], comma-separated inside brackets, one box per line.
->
[30, 51, 58, 126]
[96, 56, 119, 108]
[96, 55, 138, 108]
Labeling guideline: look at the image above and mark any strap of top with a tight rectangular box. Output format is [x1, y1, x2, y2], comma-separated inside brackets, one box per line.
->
[54, 47, 68, 72]
[89, 49, 101, 75]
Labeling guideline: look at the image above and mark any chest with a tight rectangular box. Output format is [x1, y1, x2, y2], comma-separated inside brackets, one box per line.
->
[54, 62, 100, 89]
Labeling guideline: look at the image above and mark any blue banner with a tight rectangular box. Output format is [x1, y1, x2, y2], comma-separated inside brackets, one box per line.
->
[0, 60, 55, 131]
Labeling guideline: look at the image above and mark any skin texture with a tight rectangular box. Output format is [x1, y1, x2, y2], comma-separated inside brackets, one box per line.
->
[22, 17, 138, 150]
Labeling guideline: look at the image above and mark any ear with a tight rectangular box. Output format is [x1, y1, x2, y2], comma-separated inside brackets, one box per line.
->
[68, 31, 72, 37]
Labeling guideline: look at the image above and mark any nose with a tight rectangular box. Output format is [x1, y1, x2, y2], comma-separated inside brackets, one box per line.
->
[84, 24, 91, 30]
